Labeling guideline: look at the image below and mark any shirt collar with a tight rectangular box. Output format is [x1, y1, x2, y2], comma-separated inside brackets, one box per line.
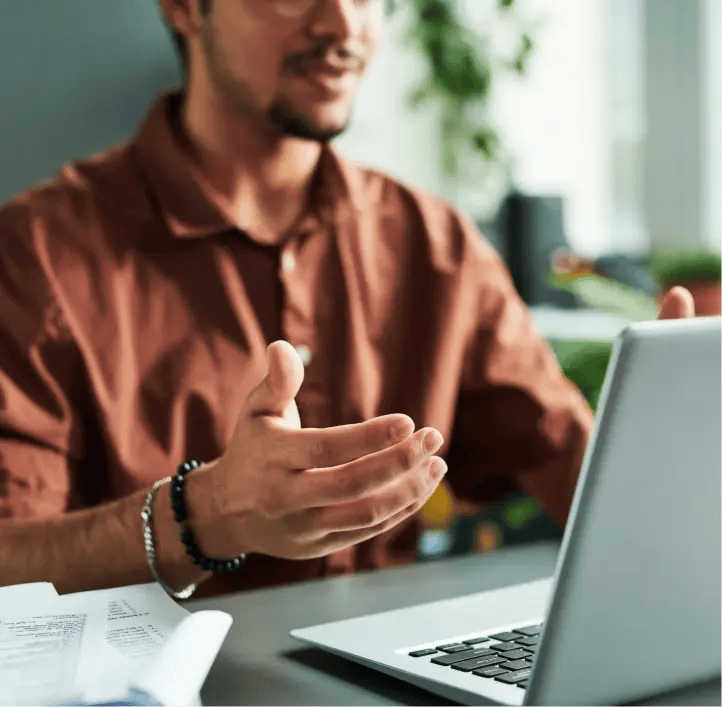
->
[132, 91, 366, 241]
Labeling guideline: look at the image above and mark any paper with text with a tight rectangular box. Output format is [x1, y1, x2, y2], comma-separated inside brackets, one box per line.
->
[0, 582, 232, 706]
[0, 606, 104, 705]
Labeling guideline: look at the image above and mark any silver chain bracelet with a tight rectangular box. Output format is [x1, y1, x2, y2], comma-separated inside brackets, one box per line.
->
[140, 476, 197, 600]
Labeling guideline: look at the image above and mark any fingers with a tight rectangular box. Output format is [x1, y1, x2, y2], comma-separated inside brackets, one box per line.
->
[290, 427, 444, 509]
[315, 505, 417, 556]
[291, 455, 448, 542]
[307, 460, 446, 553]
[658, 286, 695, 320]
[274, 413, 416, 470]
[245, 341, 305, 417]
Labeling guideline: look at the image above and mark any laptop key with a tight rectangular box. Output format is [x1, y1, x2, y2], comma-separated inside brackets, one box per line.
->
[442, 644, 475, 653]
[514, 624, 543, 636]
[462, 637, 490, 645]
[499, 649, 532, 660]
[473, 666, 509, 678]
[488, 631, 520, 642]
[515, 636, 539, 646]
[408, 648, 437, 657]
[517, 682, 528, 689]
[495, 668, 533, 684]
[450, 655, 506, 672]
[489, 641, 521, 651]
[500, 659, 532, 671]
[430, 648, 496, 666]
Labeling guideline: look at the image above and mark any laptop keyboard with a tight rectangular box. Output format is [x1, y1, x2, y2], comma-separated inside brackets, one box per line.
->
[407, 623, 543, 689]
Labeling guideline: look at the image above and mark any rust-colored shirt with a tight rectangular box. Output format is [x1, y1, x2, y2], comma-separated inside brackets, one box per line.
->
[0, 93, 593, 595]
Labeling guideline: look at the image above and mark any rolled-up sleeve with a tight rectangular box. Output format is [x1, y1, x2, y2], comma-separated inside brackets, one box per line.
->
[0, 203, 83, 518]
[445, 221, 594, 526]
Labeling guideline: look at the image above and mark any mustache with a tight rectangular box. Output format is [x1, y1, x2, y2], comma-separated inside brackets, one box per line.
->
[283, 43, 366, 73]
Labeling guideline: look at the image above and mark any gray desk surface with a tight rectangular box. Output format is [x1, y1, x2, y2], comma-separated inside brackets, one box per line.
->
[188, 541, 720, 706]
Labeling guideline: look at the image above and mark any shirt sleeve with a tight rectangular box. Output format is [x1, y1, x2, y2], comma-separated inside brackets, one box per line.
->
[445, 216, 594, 526]
[0, 202, 85, 518]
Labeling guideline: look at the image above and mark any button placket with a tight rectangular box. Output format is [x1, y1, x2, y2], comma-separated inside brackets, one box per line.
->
[279, 229, 332, 428]
[280, 240, 312, 366]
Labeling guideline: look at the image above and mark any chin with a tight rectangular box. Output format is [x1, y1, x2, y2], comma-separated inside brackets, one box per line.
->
[269, 102, 351, 142]
[307, 120, 349, 142]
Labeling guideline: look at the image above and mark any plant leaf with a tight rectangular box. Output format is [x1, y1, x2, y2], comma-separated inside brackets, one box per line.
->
[548, 272, 658, 321]
[473, 130, 498, 159]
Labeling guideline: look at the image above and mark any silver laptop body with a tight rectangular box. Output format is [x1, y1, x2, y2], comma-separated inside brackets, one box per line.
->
[291, 317, 722, 705]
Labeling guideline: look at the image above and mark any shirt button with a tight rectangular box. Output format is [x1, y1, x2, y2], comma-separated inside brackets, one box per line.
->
[294, 344, 312, 366]
[281, 251, 296, 273]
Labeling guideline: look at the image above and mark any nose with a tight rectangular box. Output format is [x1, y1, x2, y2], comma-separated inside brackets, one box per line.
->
[306, 0, 370, 43]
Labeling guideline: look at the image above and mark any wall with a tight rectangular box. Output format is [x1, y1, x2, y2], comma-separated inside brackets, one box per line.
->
[702, 0, 721, 253]
[642, 0, 721, 253]
[642, 0, 703, 251]
[0, 0, 180, 205]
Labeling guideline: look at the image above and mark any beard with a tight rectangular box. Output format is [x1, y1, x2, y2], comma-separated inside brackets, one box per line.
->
[267, 101, 349, 142]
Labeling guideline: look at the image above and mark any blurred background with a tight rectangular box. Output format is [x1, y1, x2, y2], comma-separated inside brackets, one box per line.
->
[1, 0, 720, 559]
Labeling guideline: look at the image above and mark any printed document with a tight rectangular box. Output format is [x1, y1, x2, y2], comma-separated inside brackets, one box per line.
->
[0, 582, 231, 706]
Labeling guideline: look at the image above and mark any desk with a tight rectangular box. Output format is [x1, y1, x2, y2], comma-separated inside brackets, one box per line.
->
[188, 541, 720, 705]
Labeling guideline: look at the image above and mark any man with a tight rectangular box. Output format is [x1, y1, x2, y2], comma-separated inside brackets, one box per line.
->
[0, 0, 694, 597]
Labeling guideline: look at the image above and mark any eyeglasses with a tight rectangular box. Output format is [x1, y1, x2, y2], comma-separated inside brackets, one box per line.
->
[260, 0, 385, 19]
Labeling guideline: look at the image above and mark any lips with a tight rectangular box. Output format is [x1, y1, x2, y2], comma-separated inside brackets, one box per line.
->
[293, 53, 363, 74]
[295, 59, 360, 77]
[293, 62, 359, 95]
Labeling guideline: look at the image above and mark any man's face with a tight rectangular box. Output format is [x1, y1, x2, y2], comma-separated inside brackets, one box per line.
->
[194, 0, 383, 141]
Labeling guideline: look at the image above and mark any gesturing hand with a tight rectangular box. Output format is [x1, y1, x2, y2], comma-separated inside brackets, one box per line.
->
[202, 341, 447, 561]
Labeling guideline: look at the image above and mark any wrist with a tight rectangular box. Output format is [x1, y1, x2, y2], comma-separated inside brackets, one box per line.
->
[150, 481, 211, 593]
[183, 460, 253, 560]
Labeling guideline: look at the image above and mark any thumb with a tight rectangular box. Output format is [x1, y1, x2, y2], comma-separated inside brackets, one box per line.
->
[658, 286, 696, 320]
[247, 340, 305, 418]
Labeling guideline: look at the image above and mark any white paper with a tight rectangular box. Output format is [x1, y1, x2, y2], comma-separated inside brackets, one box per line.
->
[59, 582, 190, 700]
[133, 610, 233, 706]
[0, 606, 104, 705]
[0, 581, 58, 614]
[0, 583, 232, 706]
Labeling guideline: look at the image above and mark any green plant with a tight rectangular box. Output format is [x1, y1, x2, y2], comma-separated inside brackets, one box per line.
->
[648, 251, 722, 287]
[390, 0, 533, 177]
[546, 270, 659, 321]
[554, 341, 614, 412]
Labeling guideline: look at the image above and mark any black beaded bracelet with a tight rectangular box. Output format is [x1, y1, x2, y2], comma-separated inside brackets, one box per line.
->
[170, 460, 246, 574]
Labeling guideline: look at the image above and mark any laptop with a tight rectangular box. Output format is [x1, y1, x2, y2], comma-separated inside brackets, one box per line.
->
[291, 317, 722, 705]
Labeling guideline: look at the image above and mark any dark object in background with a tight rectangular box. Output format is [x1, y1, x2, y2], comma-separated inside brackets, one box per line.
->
[449, 491, 563, 557]
[477, 216, 508, 263]
[489, 193, 578, 308]
[482, 192, 659, 303]
[595, 254, 658, 296]
[418, 491, 563, 561]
